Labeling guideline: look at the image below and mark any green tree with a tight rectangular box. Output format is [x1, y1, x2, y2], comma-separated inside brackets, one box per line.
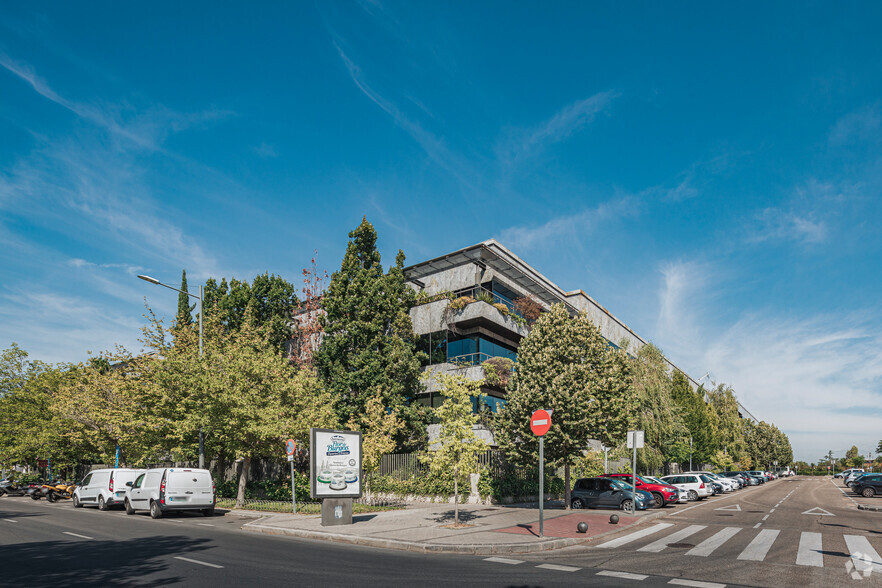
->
[203, 272, 299, 355]
[496, 304, 636, 509]
[144, 310, 338, 506]
[629, 344, 688, 474]
[707, 384, 746, 470]
[877, 440, 882, 455]
[422, 372, 488, 526]
[176, 269, 194, 328]
[314, 217, 425, 450]
[672, 373, 718, 467]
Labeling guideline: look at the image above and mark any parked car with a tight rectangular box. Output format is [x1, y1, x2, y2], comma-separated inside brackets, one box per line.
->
[686, 471, 738, 492]
[845, 471, 866, 487]
[643, 476, 690, 503]
[570, 477, 652, 511]
[852, 474, 882, 498]
[835, 468, 863, 480]
[601, 473, 680, 508]
[125, 468, 215, 518]
[73, 469, 145, 510]
[747, 471, 768, 483]
[660, 474, 713, 501]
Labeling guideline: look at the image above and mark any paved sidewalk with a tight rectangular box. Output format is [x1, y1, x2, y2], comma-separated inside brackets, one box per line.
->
[241, 502, 668, 555]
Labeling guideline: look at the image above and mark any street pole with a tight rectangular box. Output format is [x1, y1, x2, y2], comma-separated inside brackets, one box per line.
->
[138, 274, 205, 469]
[631, 434, 637, 513]
[290, 459, 297, 514]
[603, 445, 609, 474]
[539, 436, 544, 538]
[689, 436, 693, 471]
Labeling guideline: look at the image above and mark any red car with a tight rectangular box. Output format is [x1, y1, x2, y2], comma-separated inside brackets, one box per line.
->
[601, 473, 680, 508]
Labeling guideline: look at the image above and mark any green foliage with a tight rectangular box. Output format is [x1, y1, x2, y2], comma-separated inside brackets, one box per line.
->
[448, 296, 476, 312]
[176, 269, 194, 328]
[412, 290, 453, 306]
[475, 291, 494, 305]
[202, 272, 299, 355]
[481, 357, 514, 389]
[707, 384, 747, 466]
[671, 373, 718, 466]
[314, 218, 425, 451]
[492, 302, 510, 316]
[216, 472, 312, 502]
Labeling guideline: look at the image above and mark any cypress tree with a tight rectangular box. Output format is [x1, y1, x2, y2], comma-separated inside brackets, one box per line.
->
[314, 218, 424, 448]
[176, 270, 194, 328]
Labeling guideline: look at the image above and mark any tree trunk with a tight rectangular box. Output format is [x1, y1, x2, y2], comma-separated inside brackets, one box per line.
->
[236, 456, 250, 509]
[564, 462, 571, 510]
[454, 465, 459, 526]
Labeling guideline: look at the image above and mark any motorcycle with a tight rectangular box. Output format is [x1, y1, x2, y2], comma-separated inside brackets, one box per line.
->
[0, 478, 42, 498]
[42, 481, 76, 502]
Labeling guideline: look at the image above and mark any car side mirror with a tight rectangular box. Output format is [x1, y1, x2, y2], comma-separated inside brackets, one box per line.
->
[126, 481, 133, 487]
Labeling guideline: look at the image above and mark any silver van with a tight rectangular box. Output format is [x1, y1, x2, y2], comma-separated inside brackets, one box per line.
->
[125, 468, 215, 518]
[73, 468, 145, 510]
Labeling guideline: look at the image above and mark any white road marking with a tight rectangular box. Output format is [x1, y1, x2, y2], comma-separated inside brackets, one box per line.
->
[801, 507, 834, 516]
[173, 556, 224, 569]
[737, 529, 780, 561]
[3, 519, 18, 523]
[536, 563, 580, 572]
[752, 523, 762, 529]
[196, 523, 215, 527]
[669, 580, 726, 588]
[761, 515, 769, 521]
[62, 531, 93, 540]
[844, 535, 882, 576]
[597, 523, 674, 548]
[769, 508, 775, 512]
[714, 504, 741, 512]
[484, 557, 523, 565]
[638, 525, 706, 553]
[795, 532, 823, 568]
[686, 527, 741, 557]
[597, 570, 648, 580]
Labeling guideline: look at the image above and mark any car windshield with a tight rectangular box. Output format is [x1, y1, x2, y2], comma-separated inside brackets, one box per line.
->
[613, 481, 632, 491]
[644, 476, 663, 485]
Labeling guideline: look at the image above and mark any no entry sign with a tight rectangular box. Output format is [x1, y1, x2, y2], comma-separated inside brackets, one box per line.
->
[530, 409, 551, 436]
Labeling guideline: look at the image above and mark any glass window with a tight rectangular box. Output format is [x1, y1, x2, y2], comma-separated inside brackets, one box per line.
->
[81, 474, 92, 486]
[430, 331, 447, 365]
[132, 473, 145, 489]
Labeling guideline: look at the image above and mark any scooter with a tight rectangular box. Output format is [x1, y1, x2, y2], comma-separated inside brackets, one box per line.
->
[0, 478, 41, 497]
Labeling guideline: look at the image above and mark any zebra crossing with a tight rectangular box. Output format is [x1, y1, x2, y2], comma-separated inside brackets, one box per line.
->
[594, 523, 882, 573]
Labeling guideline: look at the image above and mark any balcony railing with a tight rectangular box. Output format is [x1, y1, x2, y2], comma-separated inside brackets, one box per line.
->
[453, 285, 522, 317]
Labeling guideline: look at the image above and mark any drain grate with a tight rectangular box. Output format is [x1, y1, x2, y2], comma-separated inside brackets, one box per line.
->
[748, 510, 764, 513]
[667, 543, 695, 548]
[716, 513, 734, 516]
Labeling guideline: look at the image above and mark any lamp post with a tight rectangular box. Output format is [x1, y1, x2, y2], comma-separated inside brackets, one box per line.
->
[138, 274, 205, 468]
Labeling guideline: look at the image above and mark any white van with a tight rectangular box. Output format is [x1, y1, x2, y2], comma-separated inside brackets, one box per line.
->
[73, 468, 145, 510]
[125, 468, 215, 518]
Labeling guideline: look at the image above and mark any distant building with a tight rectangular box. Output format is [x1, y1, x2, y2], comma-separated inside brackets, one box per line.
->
[405, 239, 755, 421]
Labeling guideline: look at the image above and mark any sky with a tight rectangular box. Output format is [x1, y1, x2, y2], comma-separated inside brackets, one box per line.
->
[1, 2, 880, 463]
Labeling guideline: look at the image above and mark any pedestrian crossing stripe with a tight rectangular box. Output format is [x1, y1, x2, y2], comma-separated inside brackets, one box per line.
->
[714, 504, 741, 512]
[595, 524, 881, 569]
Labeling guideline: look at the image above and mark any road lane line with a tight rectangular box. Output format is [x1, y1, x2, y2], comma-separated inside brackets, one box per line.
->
[844, 535, 882, 576]
[752, 523, 762, 529]
[686, 527, 741, 557]
[769, 509, 775, 512]
[536, 564, 580, 572]
[3, 519, 18, 523]
[174, 556, 224, 569]
[484, 557, 523, 565]
[669, 580, 726, 588]
[597, 523, 674, 548]
[762, 515, 769, 521]
[638, 525, 706, 553]
[737, 529, 780, 561]
[196, 523, 215, 527]
[795, 532, 823, 567]
[62, 531, 93, 540]
[597, 570, 648, 580]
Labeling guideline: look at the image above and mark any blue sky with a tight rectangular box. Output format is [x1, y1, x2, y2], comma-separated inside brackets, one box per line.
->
[1, 2, 880, 463]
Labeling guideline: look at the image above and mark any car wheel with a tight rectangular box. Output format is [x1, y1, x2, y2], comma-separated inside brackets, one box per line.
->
[98, 495, 108, 511]
[652, 492, 664, 508]
[47, 491, 57, 503]
[571, 498, 584, 509]
[73, 494, 82, 508]
[863, 487, 875, 498]
[621, 499, 634, 512]
[125, 499, 135, 515]
[30, 492, 40, 500]
[149, 501, 163, 519]
[201, 508, 214, 517]
[688, 490, 698, 501]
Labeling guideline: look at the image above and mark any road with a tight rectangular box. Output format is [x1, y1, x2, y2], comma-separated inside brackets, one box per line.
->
[530, 476, 882, 586]
[0, 476, 879, 587]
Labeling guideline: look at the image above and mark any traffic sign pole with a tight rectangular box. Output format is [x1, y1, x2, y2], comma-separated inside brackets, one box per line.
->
[285, 439, 297, 514]
[539, 435, 544, 538]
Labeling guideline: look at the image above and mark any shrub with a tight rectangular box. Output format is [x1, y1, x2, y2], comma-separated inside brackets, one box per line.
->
[448, 296, 476, 312]
[513, 295, 543, 323]
[482, 357, 514, 389]
[492, 302, 510, 316]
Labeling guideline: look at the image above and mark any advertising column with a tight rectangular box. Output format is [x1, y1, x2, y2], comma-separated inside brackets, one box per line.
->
[310, 428, 363, 526]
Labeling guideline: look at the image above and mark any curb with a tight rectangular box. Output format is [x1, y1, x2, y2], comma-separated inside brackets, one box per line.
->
[242, 522, 588, 554]
[857, 504, 882, 512]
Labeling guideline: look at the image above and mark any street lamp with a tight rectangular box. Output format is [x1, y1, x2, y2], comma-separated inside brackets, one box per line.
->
[138, 274, 205, 468]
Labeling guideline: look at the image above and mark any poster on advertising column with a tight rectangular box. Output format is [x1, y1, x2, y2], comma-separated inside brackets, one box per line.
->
[310, 428, 363, 499]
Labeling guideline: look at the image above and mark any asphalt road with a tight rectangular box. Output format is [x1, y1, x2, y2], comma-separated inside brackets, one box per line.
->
[531, 476, 882, 587]
[0, 477, 878, 587]
[0, 494, 718, 588]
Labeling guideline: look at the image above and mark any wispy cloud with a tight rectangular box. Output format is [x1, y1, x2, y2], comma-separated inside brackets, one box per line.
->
[254, 143, 278, 158]
[497, 91, 618, 171]
[654, 258, 882, 462]
[496, 196, 639, 252]
[747, 208, 827, 246]
[829, 102, 881, 147]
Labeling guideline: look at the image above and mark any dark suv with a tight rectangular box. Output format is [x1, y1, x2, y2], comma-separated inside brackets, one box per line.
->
[853, 474, 882, 498]
[601, 473, 680, 508]
[571, 477, 652, 511]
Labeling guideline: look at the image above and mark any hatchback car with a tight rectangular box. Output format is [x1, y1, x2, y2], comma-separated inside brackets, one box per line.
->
[852, 474, 882, 497]
[571, 477, 652, 511]
[660, 474, 713, 500]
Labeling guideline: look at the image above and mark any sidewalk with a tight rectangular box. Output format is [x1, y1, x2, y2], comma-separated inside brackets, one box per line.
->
[241, 502, 667, 555]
